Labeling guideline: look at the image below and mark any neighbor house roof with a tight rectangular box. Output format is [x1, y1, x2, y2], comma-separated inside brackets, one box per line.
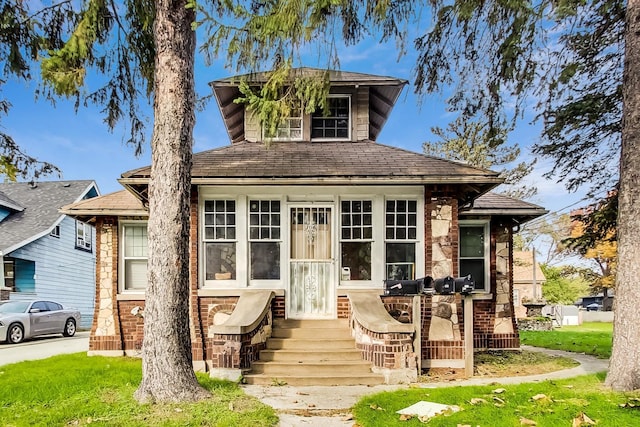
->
[462, 192, 547, 223]
[513, 250, 546, 283]
[211, 67, 408, 143]
[0, 180, 99, 254]
[119, 141, 504, 203]
[0, 190, 25, 212]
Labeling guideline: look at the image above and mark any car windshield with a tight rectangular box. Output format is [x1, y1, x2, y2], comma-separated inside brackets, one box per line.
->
[0, 301, 30, 314]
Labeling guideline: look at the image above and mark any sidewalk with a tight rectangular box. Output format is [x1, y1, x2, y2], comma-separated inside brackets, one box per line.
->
[241, 347, 609, 427]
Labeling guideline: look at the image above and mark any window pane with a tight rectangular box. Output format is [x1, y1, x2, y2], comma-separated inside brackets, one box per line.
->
[125, 259, 148, 290]
[251, 242, 280, 280]
[205, 242, 236, 280]
[460, 259, 485, 290]
[341, 242, 371, 280]
[460, 226, 485, 257]
[386, 243, 415, 280]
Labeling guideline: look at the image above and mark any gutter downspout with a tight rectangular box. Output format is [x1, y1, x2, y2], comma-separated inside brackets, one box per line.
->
[0, 251, 5, 290]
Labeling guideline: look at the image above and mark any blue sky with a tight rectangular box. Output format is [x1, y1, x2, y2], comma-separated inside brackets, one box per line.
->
[2, 27, 590, 217]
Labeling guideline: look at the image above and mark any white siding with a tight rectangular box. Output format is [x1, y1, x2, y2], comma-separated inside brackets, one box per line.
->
[8, 216, 96, 329]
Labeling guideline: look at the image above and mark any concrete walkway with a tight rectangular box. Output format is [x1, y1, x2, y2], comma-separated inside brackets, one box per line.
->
[241, 346, 609, 427]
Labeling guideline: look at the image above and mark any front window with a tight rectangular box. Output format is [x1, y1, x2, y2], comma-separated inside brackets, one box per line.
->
[204, 200, 237, 280]
[459, 222, 490, 291]
[340, 200, 372, 281]
[122, 223, 148, 291]
[385, 200, 417, 280]
[249, 200, 281, 280]
[76, 221, 92, 251]
[311, 96, 350, 140]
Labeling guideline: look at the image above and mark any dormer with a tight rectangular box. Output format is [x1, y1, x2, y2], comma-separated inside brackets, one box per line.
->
[211, 68, 408, 144]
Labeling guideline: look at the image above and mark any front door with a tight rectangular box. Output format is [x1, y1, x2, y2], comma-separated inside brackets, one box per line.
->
[288, 206, 335, 318]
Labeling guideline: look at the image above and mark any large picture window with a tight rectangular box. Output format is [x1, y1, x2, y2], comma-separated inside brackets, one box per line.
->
[311, 96, 350, 140]
[340, 200, 372, 281]
[204, 200, 237, 280]
[122, 223, 148, 291]
[385, 200, 417, 280]
[249, 200, 281, 280]
[459, 221, 490, 291]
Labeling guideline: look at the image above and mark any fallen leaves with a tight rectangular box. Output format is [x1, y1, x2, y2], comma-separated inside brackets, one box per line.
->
[572, 412, 596, 427]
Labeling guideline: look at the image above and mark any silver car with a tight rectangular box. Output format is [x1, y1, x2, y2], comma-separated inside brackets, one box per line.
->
[0, 300, 81, 344]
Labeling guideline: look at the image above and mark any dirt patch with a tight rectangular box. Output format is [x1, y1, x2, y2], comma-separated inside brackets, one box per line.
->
[418, 350, 580, 383]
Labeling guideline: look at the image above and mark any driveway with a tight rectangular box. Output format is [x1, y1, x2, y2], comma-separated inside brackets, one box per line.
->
[0, 331, 90, 367]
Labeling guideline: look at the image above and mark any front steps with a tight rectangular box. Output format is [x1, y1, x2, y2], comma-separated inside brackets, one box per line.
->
[243, 319, 384, 386]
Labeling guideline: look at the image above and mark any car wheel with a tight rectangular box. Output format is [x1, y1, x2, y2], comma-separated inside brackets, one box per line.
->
[63, 318, 76, 337]
[8, 323, 24, 344]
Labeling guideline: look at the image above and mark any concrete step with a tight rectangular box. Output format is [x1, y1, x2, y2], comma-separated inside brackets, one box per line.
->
[273, 319, 349, 329]
[271, 327, 352, 339]
[266, 337, 356, 350]
[243, 373, 385, 386]
[259, 348, 363, 362]
[251, 360, 374, 376]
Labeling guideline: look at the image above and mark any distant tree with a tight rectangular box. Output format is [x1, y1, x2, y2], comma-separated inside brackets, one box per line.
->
[516, 213, 573, 265]
[423, 117, 536, 199]
[541, 264, 591, 305]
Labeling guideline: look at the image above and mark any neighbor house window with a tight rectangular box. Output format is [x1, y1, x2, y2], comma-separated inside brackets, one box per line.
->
[340, 200, 372, 281]
[204, 200, 236, 280]
[385, 200, 417, 280]
[311, 96, 350, 140]
[76, 221, 92, 251]
[264, 103, 303, 141]
[249, 200, 281, 280]
[3, 258, 15, 291]
[50, 225, 60, 238]
[459, 221, 490, 291]
[122, 223, 148, 291]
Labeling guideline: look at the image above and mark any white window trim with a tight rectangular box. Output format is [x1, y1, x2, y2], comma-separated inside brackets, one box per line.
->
[247, 198, 284, 287]
[459, 220, 490, 293]
[339, 198, 374, 286]
[311, 95, 352, 141]
[75, 220, 93, 252]
[119, 220, 148, 295]
[198, 186, 424, 290]
[262, 109, 304, 142]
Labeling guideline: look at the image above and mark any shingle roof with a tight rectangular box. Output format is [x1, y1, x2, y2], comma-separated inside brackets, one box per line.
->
[0, 180, 98, 254]
[464, 192, 547, 223]
[0, 190, 24, 212]
[60, 190, 148, 221]
[122, 141, 501, 181]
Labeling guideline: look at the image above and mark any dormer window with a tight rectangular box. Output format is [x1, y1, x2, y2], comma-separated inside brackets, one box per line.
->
[312, 95, 351, 140]
[265, 103, 303, 141]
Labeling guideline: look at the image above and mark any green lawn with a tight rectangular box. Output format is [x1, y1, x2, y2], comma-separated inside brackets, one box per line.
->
[0, 354, 278, 427]
[353, 373, 640, 426]
[519, 322, 613, 358]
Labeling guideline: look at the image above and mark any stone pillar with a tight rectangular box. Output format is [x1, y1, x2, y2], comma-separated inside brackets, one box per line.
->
[493, 225, 514, 334]
[429, 198, 456, 278]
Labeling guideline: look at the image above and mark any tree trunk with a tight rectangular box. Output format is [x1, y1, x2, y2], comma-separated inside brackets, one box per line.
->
[134, 0, 209, 403]
[605, 0, 640, 392]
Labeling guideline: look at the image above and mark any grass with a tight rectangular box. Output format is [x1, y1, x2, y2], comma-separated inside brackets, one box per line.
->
[0, 353, 278, 427]
[520, 322, 613, 358]
[353, 373, 640, 426]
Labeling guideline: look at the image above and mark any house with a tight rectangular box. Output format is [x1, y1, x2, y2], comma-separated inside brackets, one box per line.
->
[0, 180, 99, 328]
[512, 250, 546, 318]
[60, 68, 547, 385]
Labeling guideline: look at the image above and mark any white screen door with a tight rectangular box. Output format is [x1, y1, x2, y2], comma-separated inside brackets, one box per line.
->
[288, 206, 335, 318]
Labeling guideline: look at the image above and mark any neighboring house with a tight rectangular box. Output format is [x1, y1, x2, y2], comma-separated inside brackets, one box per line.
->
[512, 250, 546, 318]
[0, 180, 99, 328]
[61, 68, 547, 385]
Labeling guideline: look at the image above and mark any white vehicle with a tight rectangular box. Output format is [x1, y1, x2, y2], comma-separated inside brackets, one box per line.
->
[0, 300, 80, 344]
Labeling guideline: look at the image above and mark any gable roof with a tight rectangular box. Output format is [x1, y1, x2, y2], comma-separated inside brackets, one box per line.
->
[211, 67, 408, 143]
[0, 190, 24, 212]
[119, 141, 503, 203]
[463, 192, 547, 223]
[0, 180, 99, 255]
